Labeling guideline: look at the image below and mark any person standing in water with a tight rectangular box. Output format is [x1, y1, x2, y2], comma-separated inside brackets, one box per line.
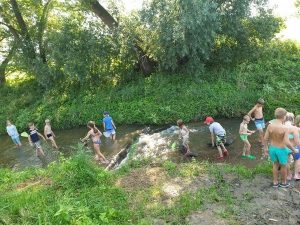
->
[264, 108, 297, 188]
[204, 116, 228, 160]
[177, 119, 191, 155]
[102, 111, 117, 141]
[82, 121, 108, 164]
[239, 115, 256, 159]
[44, 119, 58, 149]
[247, 98, 265, 158]
[6, 120, 22, 148]
[28, 122, 46, 157]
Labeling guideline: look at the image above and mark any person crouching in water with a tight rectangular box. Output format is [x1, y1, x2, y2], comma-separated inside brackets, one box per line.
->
[44, 119, 58, 149]
[81, 121, 108, 164]
[28, 122, 46, 157]
[177, 119, 191, 155]
[293, 115, 300, 180]
[204, 116, 228, 160]
[239, 115, 256, 159]
[264, 108, 297, 188]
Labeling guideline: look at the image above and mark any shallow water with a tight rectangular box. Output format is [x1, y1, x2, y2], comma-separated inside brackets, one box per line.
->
[0, 119, 264, 169]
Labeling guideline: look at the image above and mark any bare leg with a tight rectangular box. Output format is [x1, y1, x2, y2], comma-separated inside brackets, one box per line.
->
[217, 146, 223, 158]
[112, 134, 116, 141]
[294, 159, 300, 180]
[280, 165, 287, 184]
[93, 144, 107, 161]
[36, 148, 45, 157]
[49, 137, 58, 149]
[272, 163, 279, 184]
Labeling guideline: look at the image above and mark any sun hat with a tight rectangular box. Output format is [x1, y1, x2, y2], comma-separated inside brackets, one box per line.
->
[204, 116, 214, 124]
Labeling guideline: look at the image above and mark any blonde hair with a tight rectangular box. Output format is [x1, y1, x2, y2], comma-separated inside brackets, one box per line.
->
[274, 108, 287, 119]
[177, 119, 184, 127]
[285, 112, 294, 123]
[87, 121, 98, 134]
[45, 119, 50, 123]
[295, 115, 300, 127]
[243, 115, 250, 121]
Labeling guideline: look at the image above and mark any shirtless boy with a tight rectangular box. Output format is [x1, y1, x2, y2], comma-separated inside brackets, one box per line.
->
[44, 119, 58, 149]
[264, 108, 297, 188]
[248, 98, 265, 156]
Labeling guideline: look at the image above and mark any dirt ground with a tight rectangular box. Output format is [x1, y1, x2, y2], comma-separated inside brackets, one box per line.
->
[117, 166, 300, 225]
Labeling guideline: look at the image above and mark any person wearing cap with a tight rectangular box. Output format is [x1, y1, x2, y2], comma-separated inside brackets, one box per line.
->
[204, 116, 228, 160]
[44, 119, 58, 149]
[247, 98, 265, 154]
[102, 111, 117, 141]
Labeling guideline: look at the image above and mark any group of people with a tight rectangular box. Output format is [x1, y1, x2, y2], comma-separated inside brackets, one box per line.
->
[177, 98, 300, 187]
[5, 100, 300, 187]
[6, 112, 117, 164]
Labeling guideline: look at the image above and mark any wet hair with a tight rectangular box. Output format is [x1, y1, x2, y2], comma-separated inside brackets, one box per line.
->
[243, 115, 250, 121]
[274, 108, 287, 119]
[285, 112, 294, 123]
[177, 119, 184, 127]
[294, 115, 300, 127]
[257, 98, 265, 105]
[87, 121, 98, 134]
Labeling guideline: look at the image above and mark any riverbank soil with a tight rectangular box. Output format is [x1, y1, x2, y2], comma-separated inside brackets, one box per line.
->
[117, 162, 300, 225]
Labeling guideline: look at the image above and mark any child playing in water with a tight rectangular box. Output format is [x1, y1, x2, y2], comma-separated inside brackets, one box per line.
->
[6, 120, 22, 148]
[177, 119, 191, 155]
[82, 121, 108, 164]
[44, 119, 58, 149]
[28, 122, 46, 157]
[204, 116, 228, 160]
[248, 98, 265, 157]
[264, 108, 297, 188]
[102, 112, 117, 141]
[239, 115, 256, 159]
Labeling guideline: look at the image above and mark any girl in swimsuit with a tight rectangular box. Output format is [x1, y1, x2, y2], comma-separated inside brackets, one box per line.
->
[82, 121, 108, 164]
[44, 119, 58, 149]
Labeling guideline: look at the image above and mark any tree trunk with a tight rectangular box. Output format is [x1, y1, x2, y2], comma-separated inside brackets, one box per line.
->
[85, 0, 155, 75]
[0, 44, 16, 85]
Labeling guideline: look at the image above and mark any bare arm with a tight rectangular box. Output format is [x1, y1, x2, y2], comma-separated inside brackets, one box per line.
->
[247, 106, 256, 120]
[44, 126, 47, 138]
[81, 131, 91, 142]
[111, 120, 116, 130]
[293, 128, 300, 147]
[263, 126, 270, 155]
[211, 133, 215, 146]
[284, 131, 296, 153]
[37, 132, 46, 141]
[103, 122, 106, 131]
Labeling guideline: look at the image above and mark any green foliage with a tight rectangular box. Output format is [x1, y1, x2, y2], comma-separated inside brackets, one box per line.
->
[0, 150, 130, 225]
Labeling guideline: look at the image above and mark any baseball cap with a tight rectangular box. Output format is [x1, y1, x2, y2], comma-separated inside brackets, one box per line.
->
[204, 116, 214, 124]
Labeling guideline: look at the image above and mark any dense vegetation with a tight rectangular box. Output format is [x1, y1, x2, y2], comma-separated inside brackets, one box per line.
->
[0, 146, 272, 224]
[0, 0, 299, 134]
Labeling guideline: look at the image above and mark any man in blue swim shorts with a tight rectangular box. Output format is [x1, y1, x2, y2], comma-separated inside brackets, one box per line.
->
[264, 108, 297, 188]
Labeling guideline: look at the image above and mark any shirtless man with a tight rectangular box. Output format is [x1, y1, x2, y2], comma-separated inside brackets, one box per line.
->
[248, 98, 265, 157]
[264, 108, 297, 188]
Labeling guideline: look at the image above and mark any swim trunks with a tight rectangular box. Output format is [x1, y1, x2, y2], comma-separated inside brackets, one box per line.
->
[240, 134, 248, 141]
[216, 135, 226, 146]
[254, 118, 265, 130]
[269, 145, 290, 165]
[293, 146, 300, 161]
[12, 136, 21, 145]
[46, 133, 52, 138]
[93, 140, 101, 145]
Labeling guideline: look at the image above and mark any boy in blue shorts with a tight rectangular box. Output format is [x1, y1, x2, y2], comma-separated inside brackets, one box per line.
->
[102, 111, 117, 141]
[6, 120, 22, 148]
[204, 116, 228, 160]
[248, 98, 265, 157]
[264, 108, 297, 188]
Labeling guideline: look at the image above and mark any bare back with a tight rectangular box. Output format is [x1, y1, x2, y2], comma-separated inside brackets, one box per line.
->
[265, 123, 288, 148]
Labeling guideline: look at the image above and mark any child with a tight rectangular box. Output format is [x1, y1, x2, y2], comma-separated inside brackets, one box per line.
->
[264, 108, 297, 188]
[82, 121, 108, 164]
[102, 111, 117, 141]
[177, 119, 191, 155]
[6, 120, 22, 148]
[44, 119, 58, 149]
[292, 115, 300, 180]
[239, 115, 255, 159]
[247, 98, 265, 152]
[204, 116, 228, 160]
[28, 122, 46, 157]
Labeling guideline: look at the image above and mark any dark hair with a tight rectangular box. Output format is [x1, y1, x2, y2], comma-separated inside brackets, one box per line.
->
[87, 121, 98, 134]
[257, 98, 265, 105]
